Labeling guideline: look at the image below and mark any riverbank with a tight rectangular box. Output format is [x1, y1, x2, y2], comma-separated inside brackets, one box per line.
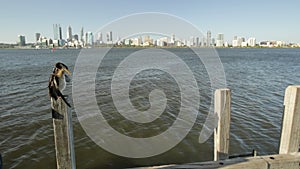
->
[1, 43, 300, 50]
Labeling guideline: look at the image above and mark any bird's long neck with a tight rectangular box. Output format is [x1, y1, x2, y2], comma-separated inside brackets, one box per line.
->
[56, 69, 64, 78]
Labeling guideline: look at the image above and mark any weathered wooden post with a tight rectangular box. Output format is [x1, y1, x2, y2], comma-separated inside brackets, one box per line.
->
[52, 98, 76, 169]
[214, 88, 231, 161]
[0, 153, 2, 169]
[279, 85, 300, 154]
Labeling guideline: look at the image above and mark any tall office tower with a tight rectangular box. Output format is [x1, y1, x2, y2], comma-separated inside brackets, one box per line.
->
[59, 25, 62, 40]
[201, 37, 206, 47]
[106, 32, 110, 42]
[109, 31, 113, 42]
[207, 31, 211, 46]
[171, 34, 175, 44]
[216, 33, 224, 47]
[35, 33, 41, 42]
[67, 25, 72, 41]
[80, 27, 84, 43]
[196, 37, 199, 46]
[53, 24, 59, 40]
[17, 35, 26, 46]
[97, 32, 103, 43]
[85, 32, 88, 46]
[106, 31, 113, 43]
[87, 32, 94, 45]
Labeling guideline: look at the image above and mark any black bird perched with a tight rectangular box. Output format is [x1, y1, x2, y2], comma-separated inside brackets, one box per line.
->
[48, 62, 71, 107]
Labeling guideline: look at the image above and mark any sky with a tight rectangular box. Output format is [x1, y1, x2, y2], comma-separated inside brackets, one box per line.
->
[0, 0, 299, 44]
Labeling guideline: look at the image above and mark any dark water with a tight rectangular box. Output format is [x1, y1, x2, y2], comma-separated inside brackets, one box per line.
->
[0, 48, 299, 169]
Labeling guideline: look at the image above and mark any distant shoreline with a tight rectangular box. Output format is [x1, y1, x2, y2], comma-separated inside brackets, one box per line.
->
[1, 46, 300, 50]
[1, 43, 300, 50]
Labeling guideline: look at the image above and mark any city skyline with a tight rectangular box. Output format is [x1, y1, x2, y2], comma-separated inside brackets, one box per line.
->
[0, 0, 300, 44]
[21, 24, 291, 48]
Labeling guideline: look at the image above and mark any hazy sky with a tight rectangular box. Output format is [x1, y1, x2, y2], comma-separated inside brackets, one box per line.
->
[1, 0, 299, 43]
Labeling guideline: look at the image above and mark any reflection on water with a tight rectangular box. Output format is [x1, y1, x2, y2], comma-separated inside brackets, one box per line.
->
[0, 48, 299, 168]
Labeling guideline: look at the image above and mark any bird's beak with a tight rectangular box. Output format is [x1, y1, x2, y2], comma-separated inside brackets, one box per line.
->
[64, 68, 72, 75]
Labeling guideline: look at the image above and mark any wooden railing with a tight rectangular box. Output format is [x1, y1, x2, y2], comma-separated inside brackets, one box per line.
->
[51, 86, 300, 169]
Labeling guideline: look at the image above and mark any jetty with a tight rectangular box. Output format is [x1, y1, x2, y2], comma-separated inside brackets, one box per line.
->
[51, 86, 300, 169]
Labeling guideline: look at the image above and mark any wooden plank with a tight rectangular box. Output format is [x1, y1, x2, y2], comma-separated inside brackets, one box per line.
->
[132, 153, 300, 169]
[279, 85, 300, 154]
[262, 154, 300, 169]
[214, 89, 231, 161]
[52, 98, 76, 169]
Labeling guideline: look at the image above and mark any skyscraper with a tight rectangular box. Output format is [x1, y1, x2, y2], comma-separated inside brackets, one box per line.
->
[216, 33, 224, 47]
[17, 35, 26, 46]
[85, 32, 88, 46]
[87, 32, 94, 46]
[67, 25, 72, 41]
[109, 31, 112, 42]
[53, 24, 59, 40]
[106, 31, 112, 43]
[207, 31, 211, 47]
[196, 37, 199, 46]
[59, 26, 62, 40]
[35, 33, 41, 42]
[53, 24, 63, 40]
[97, 32, 103, 44]
[80, 27, 84, 43]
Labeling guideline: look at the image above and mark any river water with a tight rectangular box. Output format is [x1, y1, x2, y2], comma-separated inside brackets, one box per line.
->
[0, 48, 299, 168]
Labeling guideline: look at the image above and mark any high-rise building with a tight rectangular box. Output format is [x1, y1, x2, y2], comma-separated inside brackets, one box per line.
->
[247, 37, 256, 47]
[53, 24, 63, 40]
[80, 27, 84, 43]
[109, 31, 112, 42]
[170, 34, 175, 44]
[216, 33, 224, 47]
[53, 24, 59, 40]
[17, 35, 26, 46]
[67, 25, 72, 41]
[97, 32, 103, 44]
[59, 26, 62, 40]
[87, 32, 94, 46]
[196, 37, 199, 46]
[35, 33, 41, 42]
[106, 31, 113, 43]
[85, 32, 88, 46]
[201, 37, 206, 47]
[207, 31, 211, 46]
[232, 36, 238, 47]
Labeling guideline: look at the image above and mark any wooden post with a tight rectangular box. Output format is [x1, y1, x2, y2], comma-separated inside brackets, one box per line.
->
[52, 98, 76, 169]
[279, 85, 300, 154]
[214, 88, 231, 161]
[0, 153, 2, 169]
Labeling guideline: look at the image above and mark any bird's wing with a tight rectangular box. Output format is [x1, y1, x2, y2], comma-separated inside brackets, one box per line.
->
[48, 74, 71, 107]
[54, 87, 71, 107]
[48, 75, 58, 100]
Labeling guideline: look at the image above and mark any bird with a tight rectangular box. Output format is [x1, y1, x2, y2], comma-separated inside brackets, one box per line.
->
[48, 62, 71, 107]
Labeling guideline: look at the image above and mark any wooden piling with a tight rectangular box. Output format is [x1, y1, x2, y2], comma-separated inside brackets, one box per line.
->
[51, 98, 76, 169]
[214, 89, 231, 161]
[279, 85, 300, 154]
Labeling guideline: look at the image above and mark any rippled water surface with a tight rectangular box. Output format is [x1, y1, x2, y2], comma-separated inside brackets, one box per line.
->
[0, 48, 299, 169]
